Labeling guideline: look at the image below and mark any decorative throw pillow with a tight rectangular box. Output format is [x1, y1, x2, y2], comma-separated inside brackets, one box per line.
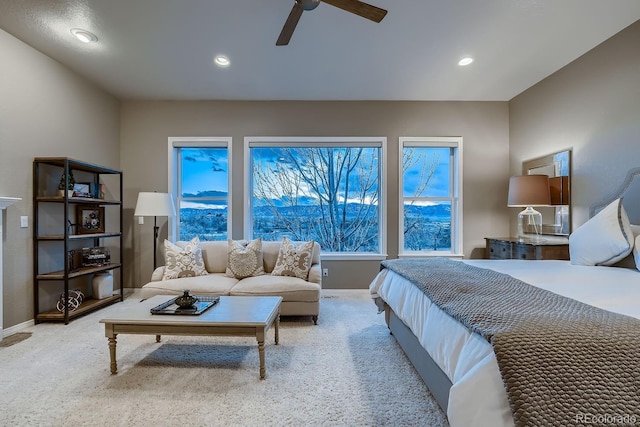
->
[271, 237, 315, 280]
[162, 237, 208, 280]
[613, 224, 640, 269]
[569, 198, 634, 266]
[633, 232, 640, 272]
[225, 238, 265, 279]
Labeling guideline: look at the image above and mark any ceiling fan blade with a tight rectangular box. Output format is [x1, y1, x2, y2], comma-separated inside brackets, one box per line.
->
[276, 3, 304, 46]
[322, 0, 387, 23]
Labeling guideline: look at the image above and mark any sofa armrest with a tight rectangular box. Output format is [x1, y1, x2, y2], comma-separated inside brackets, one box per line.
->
[308, 264, 322, 284]
[150, 266, 165, 282]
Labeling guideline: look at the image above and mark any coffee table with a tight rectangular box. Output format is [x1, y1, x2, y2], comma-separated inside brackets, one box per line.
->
[99, 295, 282, 379]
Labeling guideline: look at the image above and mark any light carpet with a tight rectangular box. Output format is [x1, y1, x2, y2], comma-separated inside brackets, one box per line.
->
[0, 290, 448, 426]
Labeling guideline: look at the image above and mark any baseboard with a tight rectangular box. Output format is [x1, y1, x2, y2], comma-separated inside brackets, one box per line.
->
[3, 319, 35, 337]
[2, 289, 138, 339]
[123, 287, 139, 297]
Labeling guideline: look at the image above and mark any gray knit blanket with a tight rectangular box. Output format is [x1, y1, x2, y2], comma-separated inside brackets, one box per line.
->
[381, 258, 640, 427]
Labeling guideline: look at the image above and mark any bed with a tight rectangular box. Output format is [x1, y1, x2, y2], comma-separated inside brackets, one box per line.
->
[370, 172, 640, 427]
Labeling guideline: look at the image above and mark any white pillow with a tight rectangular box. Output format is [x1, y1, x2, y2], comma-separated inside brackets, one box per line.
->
[609, 224, 640, 270]
[569, 198, 634, 266]
[225, 238, 265, 279]
[162, 237, 209, 280]
[271, 237, 315, 280]
[632, 233, 640, 271]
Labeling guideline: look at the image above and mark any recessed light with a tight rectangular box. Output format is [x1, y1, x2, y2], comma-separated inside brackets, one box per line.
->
[214, 55, 230, 67]
[70, 28, 98, 43]
[458, 57, 473, 66]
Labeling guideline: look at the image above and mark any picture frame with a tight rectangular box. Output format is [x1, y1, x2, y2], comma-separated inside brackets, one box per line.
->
[73, 182, 92, 198]
[76, 206, 105, 234]
[66, 249, 82, 272]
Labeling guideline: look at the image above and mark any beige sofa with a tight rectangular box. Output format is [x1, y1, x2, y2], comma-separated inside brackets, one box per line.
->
[141, 240, 321, 324]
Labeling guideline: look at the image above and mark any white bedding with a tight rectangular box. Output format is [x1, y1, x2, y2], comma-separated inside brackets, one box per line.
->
[369, 259, 640, 427]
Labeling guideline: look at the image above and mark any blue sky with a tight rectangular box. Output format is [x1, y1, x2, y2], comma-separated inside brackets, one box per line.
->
[180, 146, 451, 203]
[180, 148, 228, 195]
[403, 147, 451, 198]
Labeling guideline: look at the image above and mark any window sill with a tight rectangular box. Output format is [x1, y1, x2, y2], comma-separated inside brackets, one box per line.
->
[320, 253, 388, 261]
[398, 252, 464, 259]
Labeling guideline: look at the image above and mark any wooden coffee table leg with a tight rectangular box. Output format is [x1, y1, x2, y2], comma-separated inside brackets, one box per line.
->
[258, 340, 265, 379]
[257, 329, 266, 380]
[156, 335, 161, 342]
[108, 335, 118, 374]
[275, 314, 280, 345]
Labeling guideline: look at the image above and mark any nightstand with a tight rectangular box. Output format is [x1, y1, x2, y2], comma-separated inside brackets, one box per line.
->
[484, 237, 570, 260]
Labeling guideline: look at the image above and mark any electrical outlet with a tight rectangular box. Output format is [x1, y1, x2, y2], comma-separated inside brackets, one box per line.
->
[138, 216, 144, 225]
[20, 216, 28, 228]
[322, 268, 329, 277]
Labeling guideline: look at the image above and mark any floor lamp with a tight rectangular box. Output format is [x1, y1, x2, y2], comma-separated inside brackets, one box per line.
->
[134, 192, 176, 269]
[507, 175, 551, 241]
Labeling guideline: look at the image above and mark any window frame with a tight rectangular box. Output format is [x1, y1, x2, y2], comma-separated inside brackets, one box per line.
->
[167, 137, 232, 242]
[398, 137, 463, 257]
[244, 136, 387, 260]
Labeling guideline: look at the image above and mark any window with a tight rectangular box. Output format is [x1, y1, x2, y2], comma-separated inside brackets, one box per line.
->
[399, 137, 462, 256]
[246, 137, 386, 258]
[168, 137, 231, 241]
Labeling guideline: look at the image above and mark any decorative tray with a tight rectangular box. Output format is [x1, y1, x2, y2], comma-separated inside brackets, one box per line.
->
[150, 295, 220, 315]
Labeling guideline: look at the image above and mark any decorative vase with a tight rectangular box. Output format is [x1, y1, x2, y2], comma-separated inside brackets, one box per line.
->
[92, 271, 113, 299]
[175, 290, 198, 308]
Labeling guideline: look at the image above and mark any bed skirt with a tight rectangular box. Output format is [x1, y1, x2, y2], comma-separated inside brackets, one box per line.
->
[385, 303, 452, 412]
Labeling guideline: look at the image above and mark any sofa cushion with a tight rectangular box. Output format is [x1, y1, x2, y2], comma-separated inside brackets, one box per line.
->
[225, 238, 266, 279]
[261, 241, 283, 273]
[199, 241, 229, 273]
[141, 273, 239, 299]
[162, 237, 208, 280]
[271, 237, 315, 280]
[230, 274, 320, 302]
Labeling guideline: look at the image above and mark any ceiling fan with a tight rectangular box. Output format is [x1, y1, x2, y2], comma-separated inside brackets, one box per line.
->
[276, 0, 387, 46]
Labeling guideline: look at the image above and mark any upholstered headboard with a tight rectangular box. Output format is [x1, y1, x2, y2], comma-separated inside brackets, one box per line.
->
[589, 167, 640, 223]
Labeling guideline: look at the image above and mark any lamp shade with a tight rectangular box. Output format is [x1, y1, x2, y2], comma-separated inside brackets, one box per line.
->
[134, 192, 176, 217]
[507, 175, 551, 207]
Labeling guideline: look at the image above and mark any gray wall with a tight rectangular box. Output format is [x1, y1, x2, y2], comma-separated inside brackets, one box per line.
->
[0, 29, 120, 329]
[510, 21, 640, 229]
[120, 101, 510, 288]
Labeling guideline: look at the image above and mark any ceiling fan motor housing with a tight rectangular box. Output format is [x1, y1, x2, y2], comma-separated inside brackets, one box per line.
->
[298, 0, 321, 11]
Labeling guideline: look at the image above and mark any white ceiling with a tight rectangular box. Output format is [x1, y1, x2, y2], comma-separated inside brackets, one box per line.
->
[1, 0, 639, 101]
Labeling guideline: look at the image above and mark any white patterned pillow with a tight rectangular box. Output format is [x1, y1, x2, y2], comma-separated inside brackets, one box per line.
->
[629, 226, 640, 270]
[225, 238, 265, 279]
[271, 237, 315, 280]
[569, 198, 634, 266]
[162, 237, 208, 280]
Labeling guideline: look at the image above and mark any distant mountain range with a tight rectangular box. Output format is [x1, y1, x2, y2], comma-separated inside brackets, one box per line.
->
[182, 191, 450, 221]
[182, 190, 228, 198]
[404, 203, 451, 219]
[180, 201, 450, 221]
